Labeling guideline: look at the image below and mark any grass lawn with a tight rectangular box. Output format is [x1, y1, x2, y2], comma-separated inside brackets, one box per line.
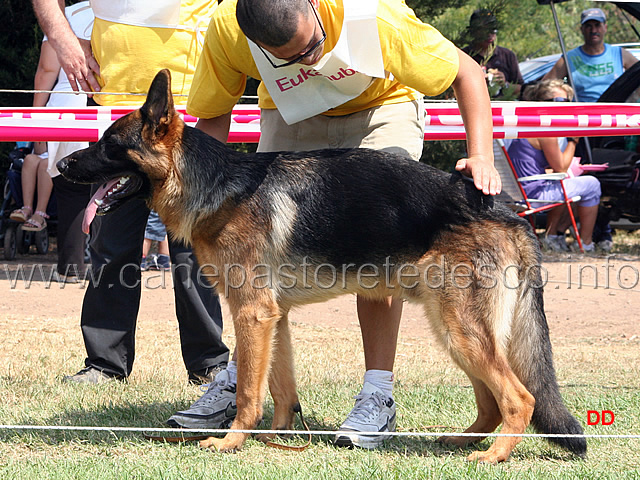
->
[0, 310, 638, 479]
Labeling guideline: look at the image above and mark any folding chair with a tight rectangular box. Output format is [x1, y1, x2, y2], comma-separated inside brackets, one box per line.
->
[493, 139, 584, 252]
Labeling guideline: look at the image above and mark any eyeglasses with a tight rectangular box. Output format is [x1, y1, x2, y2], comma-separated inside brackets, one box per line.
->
[256, 0, 326, 69]
[544, 97, 570, 102]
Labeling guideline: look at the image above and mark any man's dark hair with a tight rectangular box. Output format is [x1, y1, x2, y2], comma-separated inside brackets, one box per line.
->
[236, 0, 310, 47]
[469, 8, 499, 37]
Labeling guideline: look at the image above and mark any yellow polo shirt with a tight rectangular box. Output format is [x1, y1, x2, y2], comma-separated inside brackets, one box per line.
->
[187, 0, 459, 118]
[91, 0, 218, 106]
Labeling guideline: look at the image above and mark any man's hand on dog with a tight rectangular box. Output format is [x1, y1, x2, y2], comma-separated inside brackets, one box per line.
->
[455, 154, 502, 196]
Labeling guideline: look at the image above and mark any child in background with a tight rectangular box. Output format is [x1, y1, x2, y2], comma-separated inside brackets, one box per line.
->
[141, 210, 170, 271]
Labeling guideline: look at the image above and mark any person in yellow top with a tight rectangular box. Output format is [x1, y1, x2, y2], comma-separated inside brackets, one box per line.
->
[168, 0, 502, 449]
[89, 0, 215, 106]
[32, 0, 229, 385]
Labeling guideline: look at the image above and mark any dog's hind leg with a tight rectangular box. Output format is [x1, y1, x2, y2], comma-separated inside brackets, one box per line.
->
[438, 375, 502, 447]
[256, 308, 300, 443]
[445, 338, 535, 463]
[200, 292, 281, 453]
[431, 297, 535, 463]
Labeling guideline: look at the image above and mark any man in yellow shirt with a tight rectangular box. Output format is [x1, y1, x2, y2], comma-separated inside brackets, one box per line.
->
[168, 0, 501, 449]
[32, 0, 230, 384]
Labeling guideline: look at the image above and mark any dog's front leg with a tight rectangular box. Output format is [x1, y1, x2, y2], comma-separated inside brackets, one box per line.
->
[256, 308, 299, 443]
[200, 293, 280, 453]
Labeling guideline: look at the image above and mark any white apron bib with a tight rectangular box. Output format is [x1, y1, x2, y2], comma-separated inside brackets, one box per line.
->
[90, 0, 211, 46]
[90, 0, 181, 28]
[248, 0, 384, 125]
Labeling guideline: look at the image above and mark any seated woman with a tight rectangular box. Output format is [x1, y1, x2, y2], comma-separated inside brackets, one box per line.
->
[9, 145, 52, 232]
[507, 79, 601, 252]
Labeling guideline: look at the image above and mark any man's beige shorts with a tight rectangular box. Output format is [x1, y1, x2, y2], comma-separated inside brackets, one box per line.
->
[257, 99, 425, 161]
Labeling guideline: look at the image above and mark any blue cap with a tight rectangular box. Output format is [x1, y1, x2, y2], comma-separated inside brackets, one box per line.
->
[581, 8, 606, 24]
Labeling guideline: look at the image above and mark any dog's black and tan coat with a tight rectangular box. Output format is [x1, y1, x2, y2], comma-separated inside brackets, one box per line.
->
[57, 69, 586, 463]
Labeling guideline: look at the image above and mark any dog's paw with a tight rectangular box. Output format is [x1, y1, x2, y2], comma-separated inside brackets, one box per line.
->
[438, 435, 468, 447]
[467, 448, 509, 464]
[255, 433, 275, 443]
[438, 434, 486, 448]
[200, 434, 245, 453]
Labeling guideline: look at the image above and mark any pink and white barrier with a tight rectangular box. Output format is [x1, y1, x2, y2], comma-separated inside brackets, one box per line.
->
[0, 105, 261, 143]
[2, 102, 640, 143]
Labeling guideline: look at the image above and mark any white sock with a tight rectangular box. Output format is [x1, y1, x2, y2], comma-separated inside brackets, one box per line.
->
[226, 360, 238, 385]
[363, 369, 394, 399]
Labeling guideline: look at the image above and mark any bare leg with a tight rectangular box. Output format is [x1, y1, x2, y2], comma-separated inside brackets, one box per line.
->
[157, 236, 170, 255]
[142, 238, 152, 258]
[577, 204, 598, 245]
[356, 296, 402, 372]
[545, 207, 568, 235]
[34, 159, 53, 214]
[20, 153, 40, 210]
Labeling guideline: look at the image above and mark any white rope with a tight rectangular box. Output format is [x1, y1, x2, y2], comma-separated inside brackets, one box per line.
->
[0, 88, 259, 100]
[0, 424, 638, 439]
[0, 89, 150, 97]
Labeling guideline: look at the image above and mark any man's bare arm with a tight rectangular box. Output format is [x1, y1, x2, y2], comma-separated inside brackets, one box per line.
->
[452, 49, 501, 196]
[195, 113, 233, 143]
[543, 56, 568, 81]
[622, 48, 639, 70]
[32, 0, 100, 93]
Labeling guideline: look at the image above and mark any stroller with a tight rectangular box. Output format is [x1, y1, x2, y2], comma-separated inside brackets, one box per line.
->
[0, 144, 57, 260]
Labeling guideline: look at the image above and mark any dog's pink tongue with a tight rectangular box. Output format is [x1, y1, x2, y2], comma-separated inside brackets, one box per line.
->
[82, 203, 97, 235]
[82, 178, 120, 234]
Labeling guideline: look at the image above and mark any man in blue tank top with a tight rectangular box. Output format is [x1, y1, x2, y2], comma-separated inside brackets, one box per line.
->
[544, 8, 637, 251]
[544, 7, 637, 102]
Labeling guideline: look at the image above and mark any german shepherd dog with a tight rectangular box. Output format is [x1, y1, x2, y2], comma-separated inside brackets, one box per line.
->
[57, 69, 586, 463]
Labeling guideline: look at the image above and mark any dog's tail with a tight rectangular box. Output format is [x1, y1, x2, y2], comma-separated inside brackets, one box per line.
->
[508, 233, 587, 457]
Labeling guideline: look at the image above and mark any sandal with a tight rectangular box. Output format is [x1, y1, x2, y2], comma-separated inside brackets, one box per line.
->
[22, 210, 49, 232]
[9, 206, 33, 223]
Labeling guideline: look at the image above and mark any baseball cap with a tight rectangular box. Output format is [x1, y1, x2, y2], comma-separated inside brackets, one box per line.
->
[469, 9, 498, 34]
[581, 8, 606, 24]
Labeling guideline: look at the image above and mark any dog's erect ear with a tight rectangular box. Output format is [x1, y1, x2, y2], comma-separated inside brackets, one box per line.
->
[140, 69, 175, 139]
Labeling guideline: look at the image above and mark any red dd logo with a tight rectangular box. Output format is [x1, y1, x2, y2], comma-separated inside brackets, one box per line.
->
[587, 410, 615, 425]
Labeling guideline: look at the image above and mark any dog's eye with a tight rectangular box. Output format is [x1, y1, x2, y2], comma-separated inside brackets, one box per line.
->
[103, 134, 129, 158]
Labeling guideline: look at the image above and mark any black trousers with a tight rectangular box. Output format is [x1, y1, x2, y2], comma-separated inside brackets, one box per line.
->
[52, 175, 91, 276]
[80, 192, 228, 377]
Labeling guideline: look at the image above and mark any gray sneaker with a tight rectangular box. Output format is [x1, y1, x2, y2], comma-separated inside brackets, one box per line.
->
[167, 369, 237, 429]
[62, 366, 124, 384]
[597, 239, 613, 252]
[542, 234, 569, 252]
[334, 382, 396, 449]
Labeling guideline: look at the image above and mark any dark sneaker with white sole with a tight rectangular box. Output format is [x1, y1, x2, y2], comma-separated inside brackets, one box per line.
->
[187, 363, 227, 385]
[167, 368, 237, 429]
[155, 254, 171, 270]
[334, 382, 396, 449]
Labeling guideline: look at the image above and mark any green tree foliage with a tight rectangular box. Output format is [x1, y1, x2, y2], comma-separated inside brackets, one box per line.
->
[406, 0, 470, 21]
[0, 1, 42, 109]
[0, 0, 45, 164]
[434, 0, 640, 62]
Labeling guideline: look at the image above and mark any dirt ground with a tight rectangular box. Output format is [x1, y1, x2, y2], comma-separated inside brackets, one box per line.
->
[1, 249, 639, 343]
